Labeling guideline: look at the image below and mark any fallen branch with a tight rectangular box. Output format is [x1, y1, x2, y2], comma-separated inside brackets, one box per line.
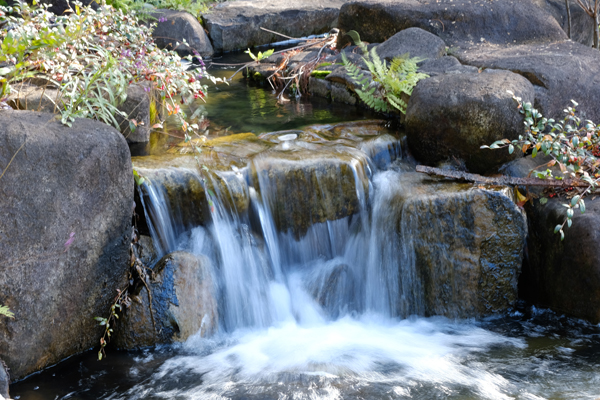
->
[415, 165, 590, 188]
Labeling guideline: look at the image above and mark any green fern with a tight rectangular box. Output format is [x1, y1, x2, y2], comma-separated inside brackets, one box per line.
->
[0, 305, 14, 319]
[341, 31, 429, 114]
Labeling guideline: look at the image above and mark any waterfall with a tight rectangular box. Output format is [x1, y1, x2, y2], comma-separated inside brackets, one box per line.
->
[136, 136, 427, 332]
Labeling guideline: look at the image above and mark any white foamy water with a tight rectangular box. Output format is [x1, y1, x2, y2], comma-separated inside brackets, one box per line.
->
[120, 316, 525, 400]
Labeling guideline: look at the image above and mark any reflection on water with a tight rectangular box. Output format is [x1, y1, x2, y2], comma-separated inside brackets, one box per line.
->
[130, 65, 377, 157]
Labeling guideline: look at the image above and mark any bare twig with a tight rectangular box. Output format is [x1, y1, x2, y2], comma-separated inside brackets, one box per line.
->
[415, 165, 591, 188]
[0, 140, 26, 182]
[260, 27, 297, 40]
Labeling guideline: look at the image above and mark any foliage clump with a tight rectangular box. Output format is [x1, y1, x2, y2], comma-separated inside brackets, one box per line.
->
[341, 30, 429, 114]
[0, 1, 221, 141]
[483, 92, 600, 239]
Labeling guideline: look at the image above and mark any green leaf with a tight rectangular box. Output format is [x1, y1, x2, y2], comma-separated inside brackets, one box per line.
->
[560, 229, 565, 241]
[554, 224, 562, 234]
[571, 195, 580, 206]
[567, 208, 574, 218]
[580, 199, 586, 213]
[508, 144, 514, 154]
[98, 351, 103, 361]
[539, 197, 548, 205]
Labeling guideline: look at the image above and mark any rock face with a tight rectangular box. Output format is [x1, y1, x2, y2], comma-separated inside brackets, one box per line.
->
[375, 27, 446, 63]
[135, 121, 400, 240]
[7, 83, 62, 113]
[405, 69, 534, 173]
[538, 0, 596, 46]
[456, 41, 600, 124]
[337, 0, 567, 47]
[521, 197, 600, 323]
[116, 84, 152, 143]
[0, 111, 133, 380]
[113, 251, 218, 349]
[0, 360, 8, 399]
[151, 9, 214, 58]
[396, 172, 527, 318]
[204, 0, 348, 52]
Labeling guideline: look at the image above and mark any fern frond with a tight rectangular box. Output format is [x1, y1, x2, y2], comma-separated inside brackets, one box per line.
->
[345, 30, 369, 54]
[0, 305, 14, 319]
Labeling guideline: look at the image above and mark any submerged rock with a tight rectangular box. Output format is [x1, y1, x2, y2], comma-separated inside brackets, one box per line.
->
[405, 69, 534, 174]
[114, 251, 218, 349]
[395, 172, 527, 318]
[0, 111, 133, 380]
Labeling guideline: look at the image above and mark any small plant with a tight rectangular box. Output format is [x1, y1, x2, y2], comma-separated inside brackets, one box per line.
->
[95, 287, 130, 360]
[483, 91, 600, 239]
[245, 48, 275, 62]
[0, 1, 222, 141]
[341, 31, 429, 114]
[0, 305, 14, 319]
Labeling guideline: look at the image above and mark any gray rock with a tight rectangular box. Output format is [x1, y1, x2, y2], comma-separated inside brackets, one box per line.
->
[455, 40, 600, 124]
[114, 251, 218, 349]
[0, 111, 133, 380]
[537, 0, 596, 46]
[330, 82, 357, 105]
[7, 83, 62, 113]
[418, 56, 461, 76]
[522, 196, 600, 323]
[405, 70, 535, 174]
[116, 84, 151, 143]
[151, 9, 214, 58]
[376, 27, 446, 63]
[38, 0, 98, 16]
[0, 360, 8, 399]
[326, 66, 372, 91]
[394, 172, 527, 318]
[204, 0, 348, 52]
[337, 0, 567, 48]
[309, 76, 332, 98]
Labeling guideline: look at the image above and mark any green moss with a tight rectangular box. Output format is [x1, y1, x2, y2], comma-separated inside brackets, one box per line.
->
[311, 70, 331, 79]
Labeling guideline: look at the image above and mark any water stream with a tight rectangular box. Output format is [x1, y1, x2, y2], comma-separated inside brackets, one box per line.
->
[10, 56, 600, 400]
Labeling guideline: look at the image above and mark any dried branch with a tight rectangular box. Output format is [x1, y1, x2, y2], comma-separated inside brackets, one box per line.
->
[415, 165, 590, 188]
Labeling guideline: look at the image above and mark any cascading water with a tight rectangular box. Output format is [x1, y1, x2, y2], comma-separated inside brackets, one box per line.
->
[111, 136, 536, 399]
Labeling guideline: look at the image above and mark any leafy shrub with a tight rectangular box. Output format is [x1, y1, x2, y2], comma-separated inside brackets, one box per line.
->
[341, 31, 429, 114]
[0, 0, 221, 141]
[483, 92, 600, 239]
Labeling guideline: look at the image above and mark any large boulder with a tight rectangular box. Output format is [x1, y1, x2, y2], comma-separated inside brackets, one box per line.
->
[151, 9, 214, 58]
[337, 0, 567, 48]
[521, 196, 600, 323]
[396, 172, 527, 318]
[113, 251, 218, 349]
[455, 40, 600, 124]
[375, 27, 446, 63]
[405, 69, 534, 173]
[536, 0, 596, 46]
[0, 111, 133, 380]
[204, 0, 347, 52]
